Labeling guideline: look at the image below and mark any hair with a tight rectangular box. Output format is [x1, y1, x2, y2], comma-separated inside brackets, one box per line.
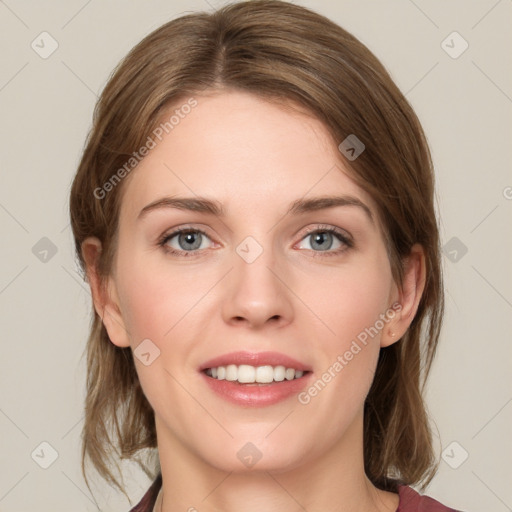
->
[69, 0, 444, 501]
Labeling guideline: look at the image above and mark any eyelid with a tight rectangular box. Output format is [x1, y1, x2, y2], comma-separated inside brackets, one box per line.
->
[159, 224, 215, 242]
[297, 224, 353, 243]
[157, 225, 218, 256]
[293, 224, 354, 254]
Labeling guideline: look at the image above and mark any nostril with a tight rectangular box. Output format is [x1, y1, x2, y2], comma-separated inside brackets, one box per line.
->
[229, 313, 283, 326]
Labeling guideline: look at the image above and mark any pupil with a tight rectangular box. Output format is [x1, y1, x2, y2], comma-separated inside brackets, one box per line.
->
[179, 232, 201, 250]
[312, 232, 332, 251]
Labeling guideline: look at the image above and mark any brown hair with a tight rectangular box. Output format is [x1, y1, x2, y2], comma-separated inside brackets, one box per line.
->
[70, 0, 443, 500]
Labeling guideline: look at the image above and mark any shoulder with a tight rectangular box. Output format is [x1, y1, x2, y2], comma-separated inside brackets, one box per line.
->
[129, 472, 162, 512]
[397, 484, 464, 512]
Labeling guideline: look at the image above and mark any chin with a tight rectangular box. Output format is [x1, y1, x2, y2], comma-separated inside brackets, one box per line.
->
[194, 430, 313, 475]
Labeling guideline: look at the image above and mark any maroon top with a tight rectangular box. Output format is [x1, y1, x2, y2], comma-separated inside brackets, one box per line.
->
[129, 473, 462, 511]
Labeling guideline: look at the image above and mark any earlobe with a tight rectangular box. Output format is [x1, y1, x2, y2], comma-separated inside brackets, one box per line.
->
[380, 244, 426, 348]
[81, 237, 131, 348]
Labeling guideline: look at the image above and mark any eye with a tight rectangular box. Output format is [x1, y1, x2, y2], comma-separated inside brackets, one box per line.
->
[159, 228, 213, 255]
[296, 227, 352, 255]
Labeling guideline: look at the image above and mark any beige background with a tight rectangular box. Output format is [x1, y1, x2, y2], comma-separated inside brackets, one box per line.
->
[0, 0, 511, 511]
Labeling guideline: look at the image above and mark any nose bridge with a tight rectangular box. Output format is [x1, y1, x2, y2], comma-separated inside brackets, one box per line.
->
[222, 234, 293, 328]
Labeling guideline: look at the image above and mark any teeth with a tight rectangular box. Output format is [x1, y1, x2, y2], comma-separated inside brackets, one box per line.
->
[238, 364, 256, 383]
[274, 365, 285, 382]
[205, 364, 305, 383]
[226, 364, 238, 381]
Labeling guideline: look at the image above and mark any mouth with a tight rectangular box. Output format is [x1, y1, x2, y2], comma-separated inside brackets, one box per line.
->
[199, 351, 312, 406]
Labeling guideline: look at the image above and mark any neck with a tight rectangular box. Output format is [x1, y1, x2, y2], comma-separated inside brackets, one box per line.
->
[154, 413, 398, 512]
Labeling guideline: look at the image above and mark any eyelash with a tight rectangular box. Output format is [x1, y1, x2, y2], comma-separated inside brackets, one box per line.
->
[158, 227, 212, 258]
[299, 225, 353, 257]
[157, 224, 353, 258]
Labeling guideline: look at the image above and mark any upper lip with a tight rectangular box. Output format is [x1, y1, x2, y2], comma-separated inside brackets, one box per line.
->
[200, 351, 311, 372]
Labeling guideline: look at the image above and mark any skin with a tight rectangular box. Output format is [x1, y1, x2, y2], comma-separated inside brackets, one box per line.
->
[83, 90, 425, 512]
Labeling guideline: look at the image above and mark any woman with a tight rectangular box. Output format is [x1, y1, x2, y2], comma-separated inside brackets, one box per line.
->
[69, 1, 464, 510]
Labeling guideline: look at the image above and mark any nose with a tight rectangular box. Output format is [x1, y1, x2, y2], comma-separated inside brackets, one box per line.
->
[221, 242, 294, 330]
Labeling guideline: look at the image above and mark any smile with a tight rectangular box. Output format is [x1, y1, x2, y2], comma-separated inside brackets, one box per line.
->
[199, 351, 313, 406]
[204, 364, 306, 384]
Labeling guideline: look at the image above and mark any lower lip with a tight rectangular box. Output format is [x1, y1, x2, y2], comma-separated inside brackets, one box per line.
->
[201, 372, 312, 407]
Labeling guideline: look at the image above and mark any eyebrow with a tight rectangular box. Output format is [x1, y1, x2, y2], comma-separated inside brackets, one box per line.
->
[288, 196, 373, 222]
[138, 195, 373, 223]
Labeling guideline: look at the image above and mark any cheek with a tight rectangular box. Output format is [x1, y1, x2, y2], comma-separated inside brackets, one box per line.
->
[300, 256, 393, 347]
[115, 254, 206, 342]
[296, 255, 393, 400]
[113, 255, 209, 421]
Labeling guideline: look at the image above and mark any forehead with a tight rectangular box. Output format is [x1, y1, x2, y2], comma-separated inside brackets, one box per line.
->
[120, 90, 376, 220]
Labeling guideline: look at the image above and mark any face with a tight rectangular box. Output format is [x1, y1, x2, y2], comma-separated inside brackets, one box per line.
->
[102, 90, 403, 474]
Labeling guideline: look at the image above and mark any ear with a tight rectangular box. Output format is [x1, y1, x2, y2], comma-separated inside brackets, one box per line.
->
[81, 237, 131, 348]
[380, 243, 426, 348]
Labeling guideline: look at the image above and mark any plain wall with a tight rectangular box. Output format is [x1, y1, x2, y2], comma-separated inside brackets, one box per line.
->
[0, 1, 511, 510]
